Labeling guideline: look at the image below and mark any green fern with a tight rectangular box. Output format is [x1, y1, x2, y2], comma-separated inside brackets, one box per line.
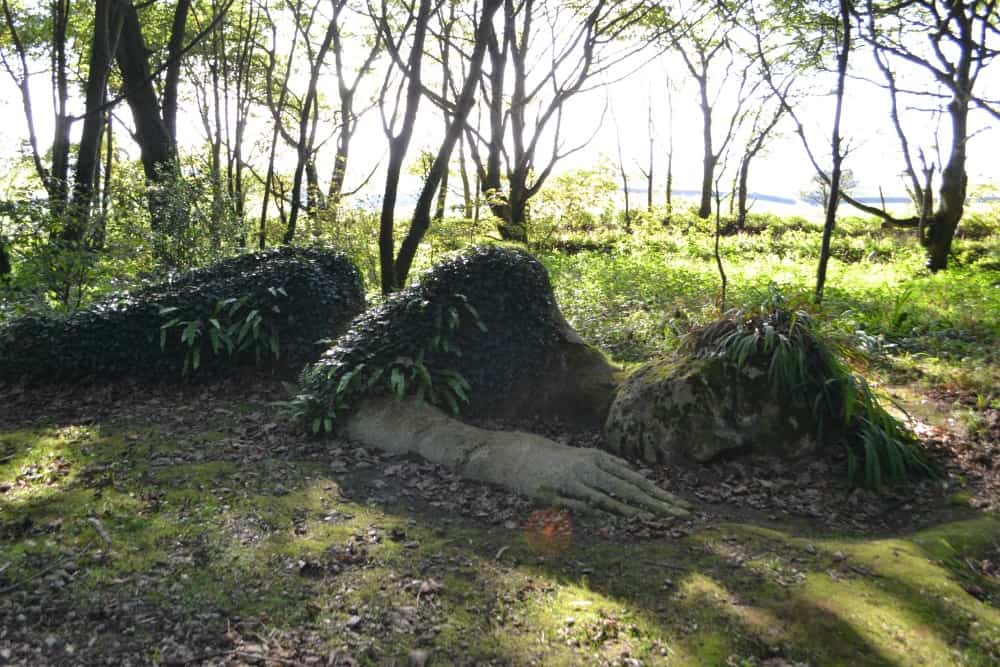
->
[286, 292, 484, 435]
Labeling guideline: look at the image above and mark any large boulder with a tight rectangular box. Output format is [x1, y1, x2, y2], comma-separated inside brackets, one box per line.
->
[0, 246, 365, 381]
[603, 353, 819, 464]
[295, 245, 620, 430]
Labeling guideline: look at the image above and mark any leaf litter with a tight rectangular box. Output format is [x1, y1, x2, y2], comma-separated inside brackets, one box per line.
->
[0, 375, 998, 664]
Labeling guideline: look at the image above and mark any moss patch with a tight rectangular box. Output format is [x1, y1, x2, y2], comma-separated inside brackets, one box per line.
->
[2, 394, 999, 665]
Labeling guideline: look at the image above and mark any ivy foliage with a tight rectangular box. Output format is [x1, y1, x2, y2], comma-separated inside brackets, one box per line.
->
[686, 287, 937, 488]
[292, 245, 563, 433]
[0, 247, 365, 381]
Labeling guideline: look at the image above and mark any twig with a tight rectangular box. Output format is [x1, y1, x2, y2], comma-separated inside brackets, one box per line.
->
[641, 560, 687, 572]
[88, 517, 113, 551]
[0, 540, 93, 594]
[227, 651, 309, 666]
[0, 561, 64, 594]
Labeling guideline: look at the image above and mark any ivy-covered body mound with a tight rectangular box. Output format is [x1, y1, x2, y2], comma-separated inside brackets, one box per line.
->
[295, 246, 581, 432]
[0, 247, 365, 381]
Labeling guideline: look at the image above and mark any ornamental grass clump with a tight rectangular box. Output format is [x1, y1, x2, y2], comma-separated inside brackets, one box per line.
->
[686, 290, 936, 488]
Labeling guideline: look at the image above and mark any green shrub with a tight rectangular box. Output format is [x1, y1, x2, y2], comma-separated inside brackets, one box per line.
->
[0, 246, 365, 381]
[291, 245, 562, 433]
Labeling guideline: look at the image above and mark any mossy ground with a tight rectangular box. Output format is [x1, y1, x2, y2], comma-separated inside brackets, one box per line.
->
[1, 379, 998, 666]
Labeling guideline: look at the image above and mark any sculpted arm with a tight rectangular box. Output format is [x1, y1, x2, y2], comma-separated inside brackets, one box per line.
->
[341, 397, 692, 518]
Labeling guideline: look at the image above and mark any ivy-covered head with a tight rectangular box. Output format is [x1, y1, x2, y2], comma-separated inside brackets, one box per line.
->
[295, 246, 564, 433]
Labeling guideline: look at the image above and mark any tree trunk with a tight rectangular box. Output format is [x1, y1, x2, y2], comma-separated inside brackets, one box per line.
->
[434, 3, 454, 224]
[379, 0, 432, 294]
[481, 17, 508, 235]
[229, 0, 258, 247]
[326, 0, 382, 226]
[664, 76, 674, 221]
[64, 0, 118, 244]
[0, 240, 10, 278]
[392, 0, 502, 287]
[922, 74, 970, 271]
[435, 170, 449, 221]
[284, 17, 336, 245]
[645, 97, 654, 211]
[328, 140, 349, 222]
[664, 146, 673, 224]
[49, 1, 71, 216]
[258, 6, 300, 250]
[502, 192, 529, 243]
[697, 73, 715, 219]
[306, 161, 324, 215]
[924, 101, 967, 272]
[209, 55, 224, 251]
[736, 154, 751, 230]
[815, 0, 851, 305]
[115, 0, 180, 235]
[96, 110, 114, 250]
[698, 153, 715, 219]
[458, 136, 473, 219]
[162, 0, 192, 141]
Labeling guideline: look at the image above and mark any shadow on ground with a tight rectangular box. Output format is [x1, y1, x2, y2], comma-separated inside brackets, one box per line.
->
[1, 379, 999, 666]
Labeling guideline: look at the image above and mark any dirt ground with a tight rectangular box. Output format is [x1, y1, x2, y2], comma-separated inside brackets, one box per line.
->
[1, 375, 998, 666]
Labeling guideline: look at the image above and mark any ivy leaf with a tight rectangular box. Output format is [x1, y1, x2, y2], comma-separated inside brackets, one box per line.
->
[389, 367, 406, 398]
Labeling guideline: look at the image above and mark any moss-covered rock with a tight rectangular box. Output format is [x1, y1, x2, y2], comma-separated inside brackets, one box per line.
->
[603, 353, 819, 464]
[296, 245, 619, 429]
[0, 247, 365, 382]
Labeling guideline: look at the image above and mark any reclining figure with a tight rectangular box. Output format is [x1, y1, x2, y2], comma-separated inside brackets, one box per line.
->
[296, 246, 691, 518]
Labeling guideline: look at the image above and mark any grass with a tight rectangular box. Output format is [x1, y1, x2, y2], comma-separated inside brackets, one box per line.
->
[539, 210, 1000, 398]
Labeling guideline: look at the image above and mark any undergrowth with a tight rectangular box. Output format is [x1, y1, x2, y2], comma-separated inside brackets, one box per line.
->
[540, 207, 1000, 398]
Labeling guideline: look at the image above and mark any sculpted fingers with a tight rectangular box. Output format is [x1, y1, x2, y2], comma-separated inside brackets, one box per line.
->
[593, 455, 694, 512]
[562, 479, 652, 518]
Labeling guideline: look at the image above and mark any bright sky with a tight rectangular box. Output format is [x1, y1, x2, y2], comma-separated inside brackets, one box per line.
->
[0, 15, 995, 217]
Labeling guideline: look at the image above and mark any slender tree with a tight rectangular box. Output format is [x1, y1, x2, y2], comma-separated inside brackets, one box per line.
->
[0, 0, 72, 213]
[376, 0, 502, 292]
[861, 0, 999, 271]
[283, 2, 338, 243]
[66, 0, 122, 244]
[188, 0, 264, 249]
[610, 103, 632, 232]
[258, 0, 301, 248]
[813, 0, 851, 304]
[743, 0, 854, 301]
[664, 72, 675, 219]
[664, 0, 763, 219]
[461, 0, 653, 242]
[375, 0, 435, 294]
[635, 94, 655, 213]
[325, 0, 382, 222]
[114, 0, 194, 239]
[735, 93, 785, 229]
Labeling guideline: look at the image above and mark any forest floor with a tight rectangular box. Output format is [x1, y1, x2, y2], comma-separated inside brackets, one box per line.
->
[1, 373, 998, 666]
